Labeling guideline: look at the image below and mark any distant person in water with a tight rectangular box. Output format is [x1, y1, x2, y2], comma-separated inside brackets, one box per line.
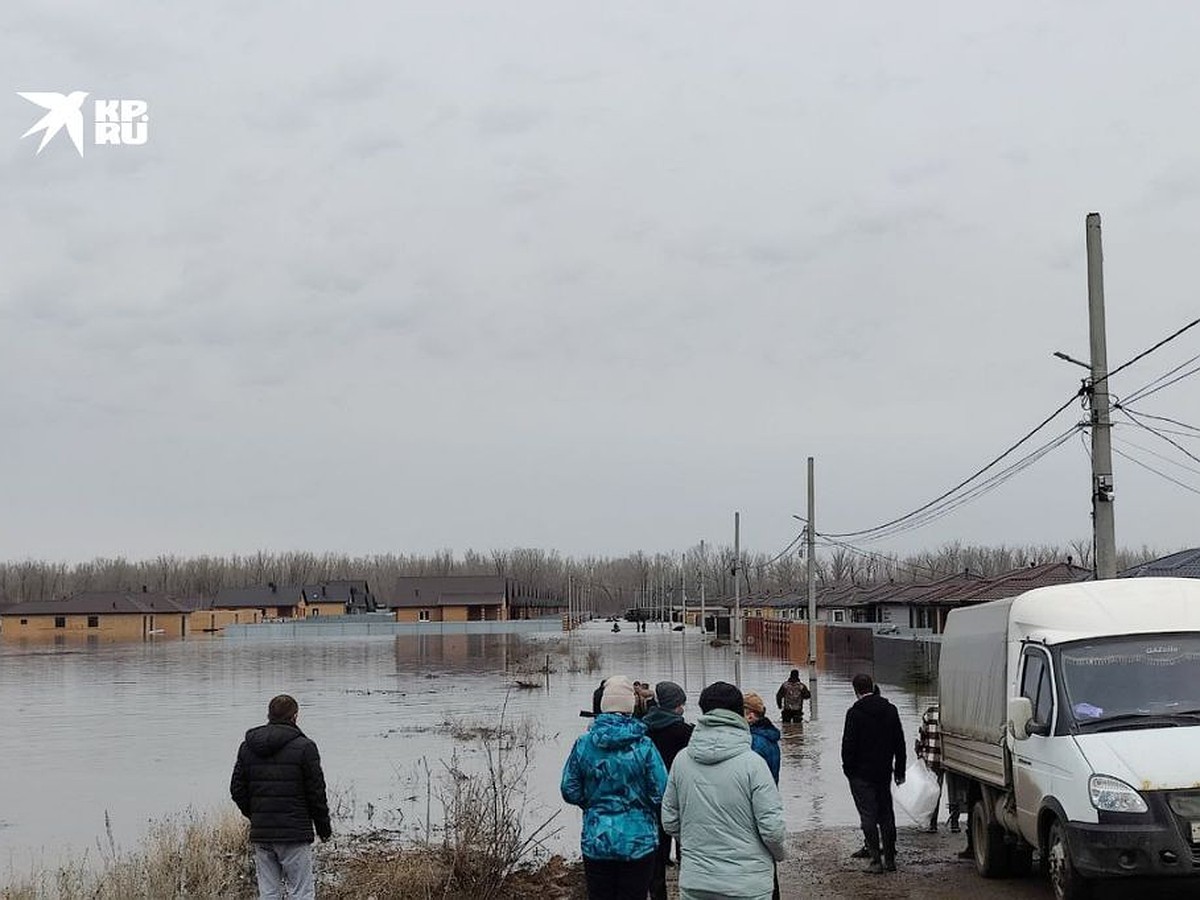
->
[775, 669, 811, 724]
[230, 694, 331, 900]
[643, 681, 693, 900]
[562, 675, 667, 900]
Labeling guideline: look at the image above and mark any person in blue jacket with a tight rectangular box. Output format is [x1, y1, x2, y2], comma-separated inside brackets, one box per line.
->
[744, 691, 781, 784]
[562, 674, 668, 900]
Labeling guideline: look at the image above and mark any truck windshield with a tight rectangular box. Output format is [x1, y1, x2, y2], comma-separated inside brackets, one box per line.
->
[1060, 634, 1200, 732]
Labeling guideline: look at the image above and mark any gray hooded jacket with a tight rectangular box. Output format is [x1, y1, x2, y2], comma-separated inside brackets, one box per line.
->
[661, 708, 786, 898]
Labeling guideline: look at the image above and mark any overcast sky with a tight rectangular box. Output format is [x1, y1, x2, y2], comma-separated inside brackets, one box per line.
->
[2, 2, 1198, 565]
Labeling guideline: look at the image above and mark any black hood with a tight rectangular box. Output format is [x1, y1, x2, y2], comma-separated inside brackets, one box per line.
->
[245, 722, 305, 757]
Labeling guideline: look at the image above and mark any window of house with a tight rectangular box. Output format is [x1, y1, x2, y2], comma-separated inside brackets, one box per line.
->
[20, 618, 28, 625]
[832, 610, 846, 623]
[418, 609, 430, 622]
[87, 616, 99, 628]
[310, 608, 320, 617]
[54, 616, 66, 628]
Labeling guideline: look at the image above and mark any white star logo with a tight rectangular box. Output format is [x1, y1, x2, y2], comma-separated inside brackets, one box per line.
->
[17, 91, 89, 156]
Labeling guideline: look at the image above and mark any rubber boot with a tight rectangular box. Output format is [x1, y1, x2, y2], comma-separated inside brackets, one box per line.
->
[882, 826, 897, 872]
[864, 830, 883, 874]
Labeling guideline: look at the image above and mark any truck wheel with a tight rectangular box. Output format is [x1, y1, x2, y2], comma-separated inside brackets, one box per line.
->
[971, 799, 1010, 878]
[1047, 819, 1091, 900]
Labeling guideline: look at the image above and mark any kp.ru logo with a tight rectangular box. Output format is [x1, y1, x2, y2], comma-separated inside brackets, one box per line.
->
[17, 91, 149, 156]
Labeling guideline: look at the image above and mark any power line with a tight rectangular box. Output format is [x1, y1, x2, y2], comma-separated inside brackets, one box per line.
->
[1112, 435, 1200, 478]
[828, 423, 1082, 543]
[1122, 352, 1200, 406]
[1115, 408, 1200, 435]
[815, 535, 940, 579]
[823, 393, 1082, 539]
[1118, 408, 1200, 467]
[1111, 445, 1200, 498]
[1098, 315, 1200, 387]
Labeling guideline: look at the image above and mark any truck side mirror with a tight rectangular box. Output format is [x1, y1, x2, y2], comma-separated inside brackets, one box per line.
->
[1008, 697, 1034, 741]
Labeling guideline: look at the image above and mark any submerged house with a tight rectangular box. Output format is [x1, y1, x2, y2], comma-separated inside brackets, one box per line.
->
[381, 575, 512, 622]
[300, 580, 377, 617]
[211, 583, 302, 620]
[0, 590, 197, 640]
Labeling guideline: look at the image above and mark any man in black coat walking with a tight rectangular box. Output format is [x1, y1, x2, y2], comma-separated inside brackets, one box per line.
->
[841, 674, 906, 874]
[231, 694, 332, 900]
[642, 681, 693, 900]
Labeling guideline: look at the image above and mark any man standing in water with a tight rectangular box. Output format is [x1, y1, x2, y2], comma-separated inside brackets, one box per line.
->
[841, 674, 906, 874]
[775, 669, 811, 724]
[231, 694, 332, 900]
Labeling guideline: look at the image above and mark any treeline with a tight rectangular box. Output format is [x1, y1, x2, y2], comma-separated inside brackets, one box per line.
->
[0, 541, 1167, 610]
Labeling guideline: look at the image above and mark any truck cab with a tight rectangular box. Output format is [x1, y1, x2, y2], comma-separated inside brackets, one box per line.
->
[940, 578, 1200, 900]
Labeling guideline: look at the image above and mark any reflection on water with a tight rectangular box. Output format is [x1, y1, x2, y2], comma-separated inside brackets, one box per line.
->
[0, 623, 935, 868]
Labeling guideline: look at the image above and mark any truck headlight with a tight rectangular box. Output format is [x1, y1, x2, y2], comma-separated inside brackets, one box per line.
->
[1089, 775, 1148, 814]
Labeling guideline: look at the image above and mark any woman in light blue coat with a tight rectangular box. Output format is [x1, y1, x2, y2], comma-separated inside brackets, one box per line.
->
[661, 682, 786, 900]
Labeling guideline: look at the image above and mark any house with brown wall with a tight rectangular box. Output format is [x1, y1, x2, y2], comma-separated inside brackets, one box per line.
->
[0, 590, 195, 641]
[212, 583, 303, 620]
[381, 575, 511, 623]
[300, 580, 376, 618]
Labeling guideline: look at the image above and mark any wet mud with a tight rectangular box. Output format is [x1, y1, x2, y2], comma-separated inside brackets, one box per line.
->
[777, 826, 1198, 899]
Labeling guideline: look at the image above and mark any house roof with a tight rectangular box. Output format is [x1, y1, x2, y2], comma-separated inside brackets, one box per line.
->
[1120, 548, 1200, 579]
[381, 575, 509, 608]
[213, 585, 303, 609]
[301, 580, 373, 604]
[957, 562, 1091, 602]
[1, 590, 193, 616]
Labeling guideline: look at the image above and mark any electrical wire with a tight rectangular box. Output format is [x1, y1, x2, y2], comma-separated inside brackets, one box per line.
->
[1111, 445, 1200, 498]
[1121, 352, 1200, 406]
[1118, 408, 1200, 467]
[817, 317, 1199, 543]
[1112, 435, 1200, 479]
[823, 393, 1082, 539]
[1098, 315, 1200, 387]
[814, 535, 940, 579]
[827, 423, 1082, 544]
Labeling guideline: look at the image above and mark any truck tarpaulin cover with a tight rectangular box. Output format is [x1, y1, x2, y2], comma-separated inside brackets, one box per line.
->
[939, 598, 1015, 744]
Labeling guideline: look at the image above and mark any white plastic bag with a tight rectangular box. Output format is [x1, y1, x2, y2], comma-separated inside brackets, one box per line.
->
[891, 763, 940, 827]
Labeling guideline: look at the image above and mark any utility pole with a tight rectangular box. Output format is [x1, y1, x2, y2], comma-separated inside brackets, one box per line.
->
[807, 456, 819, 719]
[699, 540, 707, 636]
[733, 511, 742, 688]
[1086, 213, 1118, 579]
[567, 573, 573, 631]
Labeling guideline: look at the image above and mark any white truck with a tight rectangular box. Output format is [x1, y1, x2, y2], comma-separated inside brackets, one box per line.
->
[939, 577, 1200, 900]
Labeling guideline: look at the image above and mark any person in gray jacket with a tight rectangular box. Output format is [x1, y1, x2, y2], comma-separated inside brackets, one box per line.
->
[661, 681, 787, 900]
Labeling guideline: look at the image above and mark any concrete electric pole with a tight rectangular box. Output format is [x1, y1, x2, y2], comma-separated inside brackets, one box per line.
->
[806, 456, 818, 719]
[1086, 213, 1118, 579]
[733, 511, 742, 688]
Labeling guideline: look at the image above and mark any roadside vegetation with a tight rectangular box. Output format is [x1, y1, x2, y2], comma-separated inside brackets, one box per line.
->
[0, 709, 581, 900]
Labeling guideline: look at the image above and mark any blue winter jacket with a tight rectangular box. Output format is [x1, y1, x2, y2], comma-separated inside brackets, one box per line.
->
[750, 717, 781, 784]
[561, 713, 668, 861]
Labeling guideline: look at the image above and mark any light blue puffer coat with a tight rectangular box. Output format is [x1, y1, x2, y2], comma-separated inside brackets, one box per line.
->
[561, 712, 668, 861]
[662, 709, 787, 898]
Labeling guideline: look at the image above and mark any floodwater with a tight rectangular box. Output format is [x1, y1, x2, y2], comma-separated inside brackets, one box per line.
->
[0, 622, 935, 872]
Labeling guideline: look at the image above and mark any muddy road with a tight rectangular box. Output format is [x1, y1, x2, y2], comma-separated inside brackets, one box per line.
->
[776, 826, 1198, 900]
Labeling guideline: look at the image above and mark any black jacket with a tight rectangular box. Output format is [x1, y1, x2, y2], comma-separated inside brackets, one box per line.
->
[641, 708, 693, 770]
[841, 692, 906, 783]
[230, 722, 332, 843]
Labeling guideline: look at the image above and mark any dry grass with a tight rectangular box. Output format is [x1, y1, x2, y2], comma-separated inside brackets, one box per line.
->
[1, 809, 255, 900]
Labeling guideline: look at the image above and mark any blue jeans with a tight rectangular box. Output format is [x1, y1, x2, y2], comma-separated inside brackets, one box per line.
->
[253, 842, 315, 900]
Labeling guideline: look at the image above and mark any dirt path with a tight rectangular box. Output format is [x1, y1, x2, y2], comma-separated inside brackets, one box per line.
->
[776, 826, 1197, 900]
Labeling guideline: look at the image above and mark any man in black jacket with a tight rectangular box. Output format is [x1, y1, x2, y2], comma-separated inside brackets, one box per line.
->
[841, 674, 906, 874]
[643, 681, 693, 900]
[231, 694, 332, 900]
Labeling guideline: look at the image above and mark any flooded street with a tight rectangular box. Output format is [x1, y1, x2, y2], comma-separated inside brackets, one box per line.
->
[0, 622, 932, 871]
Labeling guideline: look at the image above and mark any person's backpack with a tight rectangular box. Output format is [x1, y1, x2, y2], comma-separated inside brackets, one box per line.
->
[782, 681, 810, 707]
